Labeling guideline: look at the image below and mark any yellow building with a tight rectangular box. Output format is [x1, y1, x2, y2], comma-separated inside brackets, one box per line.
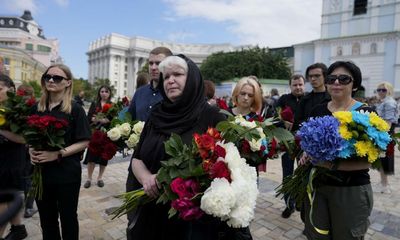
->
[0, 46, 46, 85]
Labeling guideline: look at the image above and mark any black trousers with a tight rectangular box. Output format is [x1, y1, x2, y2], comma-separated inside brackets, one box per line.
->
[281, 152, 295, 209]
[36, 182, 81, 240]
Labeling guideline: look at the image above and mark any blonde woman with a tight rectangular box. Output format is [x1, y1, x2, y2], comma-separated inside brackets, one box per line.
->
[230, 76, 263, 119]
[29, 64, 91, 240]
[376, 82, 398, 194]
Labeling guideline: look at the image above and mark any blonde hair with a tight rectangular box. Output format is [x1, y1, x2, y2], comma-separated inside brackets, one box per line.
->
[38, 64, 73, 113]
[232, 76, 262, 112]
[377, 82, 394, 96]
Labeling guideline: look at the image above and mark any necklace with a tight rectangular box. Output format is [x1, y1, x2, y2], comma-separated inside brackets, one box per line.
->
[328, 99, 355, 112]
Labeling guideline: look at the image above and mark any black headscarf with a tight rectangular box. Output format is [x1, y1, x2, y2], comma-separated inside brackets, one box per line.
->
[149, 54, 207, 135]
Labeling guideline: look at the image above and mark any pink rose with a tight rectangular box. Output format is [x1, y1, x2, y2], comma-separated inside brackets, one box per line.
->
[170, 178, 188, 198]
[171, 198, 194, 212]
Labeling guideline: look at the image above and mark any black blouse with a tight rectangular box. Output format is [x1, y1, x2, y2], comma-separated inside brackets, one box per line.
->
[32, 102, 91, 184]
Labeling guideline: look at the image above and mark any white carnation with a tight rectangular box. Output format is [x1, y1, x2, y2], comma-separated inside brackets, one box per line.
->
[220, 142, 246, 169]
[133, 121, 145, 135]
[118, 123, 131, 137]
[200, 178, 236, 218]
[226, 205, 255, 228]
[107, 127, 121, 141]
[126, 134, 139, 148]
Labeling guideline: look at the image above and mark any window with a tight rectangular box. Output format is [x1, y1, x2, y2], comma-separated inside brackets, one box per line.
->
[37, 45, 51, 52]
[337, 46, 343, 56]
[353, 0, 367, 15]
[352, 42, 360, 55]
[25, 43, 33, 50]
[124, 73, 127, 79]
[125, 65, 128, 71]
[370, 43, 377, 54]
[124, 82, 127, 87]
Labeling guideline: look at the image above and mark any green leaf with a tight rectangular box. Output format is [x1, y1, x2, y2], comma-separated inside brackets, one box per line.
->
[168, 207, 177, 219]
[267, 127, 294, 142]
[164, 134, 184, 157]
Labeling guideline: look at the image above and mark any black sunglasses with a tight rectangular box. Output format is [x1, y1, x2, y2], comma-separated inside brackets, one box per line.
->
[42, 74, 67, 83]
[325, 74, 353, 85]
[376, 88, 387, 93]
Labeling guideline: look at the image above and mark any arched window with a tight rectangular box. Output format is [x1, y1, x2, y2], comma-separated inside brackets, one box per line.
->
[352, 42, 360, 55]
[370, 43, 377, 54]
[337, 46, 343, 56]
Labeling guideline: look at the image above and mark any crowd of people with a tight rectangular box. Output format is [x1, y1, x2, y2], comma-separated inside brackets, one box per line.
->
[0, 45, 399, 240]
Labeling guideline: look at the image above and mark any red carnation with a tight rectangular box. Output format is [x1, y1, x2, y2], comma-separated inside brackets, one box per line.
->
[209, 161, 231, 182]
[206, 128, 222, 140]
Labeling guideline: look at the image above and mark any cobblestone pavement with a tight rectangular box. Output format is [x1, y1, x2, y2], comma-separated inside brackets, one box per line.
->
[19, 150, 400, 240]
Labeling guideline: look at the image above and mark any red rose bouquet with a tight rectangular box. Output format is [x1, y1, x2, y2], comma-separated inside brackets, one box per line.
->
[24, 114, 68, 199]
[0, 90, 35, 134]
[113, 128, 259, 228]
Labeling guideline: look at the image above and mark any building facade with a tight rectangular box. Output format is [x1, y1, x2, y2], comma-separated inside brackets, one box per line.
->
[0, 10, 61, 83]
[87, 34, 252, 97]
[294, 0, 400, 97]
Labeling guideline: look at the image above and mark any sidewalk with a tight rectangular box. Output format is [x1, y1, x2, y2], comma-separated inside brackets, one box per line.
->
[22, 150, 400, 240]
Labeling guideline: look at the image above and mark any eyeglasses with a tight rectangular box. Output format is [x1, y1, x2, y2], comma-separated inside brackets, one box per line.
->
[376, 88, 387, 93]
[325, 74, 353, 85]
[42, 74, 67, 83]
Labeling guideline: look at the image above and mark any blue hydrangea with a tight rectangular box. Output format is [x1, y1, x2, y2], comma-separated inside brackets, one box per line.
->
[298, 116, 345, 163]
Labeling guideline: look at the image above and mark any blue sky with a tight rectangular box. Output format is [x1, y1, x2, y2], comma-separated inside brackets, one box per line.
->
[0, 0, 322, 79]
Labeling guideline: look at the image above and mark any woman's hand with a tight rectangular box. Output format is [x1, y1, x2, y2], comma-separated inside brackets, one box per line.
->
[142, 173, 160, 199]
[298, 152, 311, 165]
[29, 148, 58, 163]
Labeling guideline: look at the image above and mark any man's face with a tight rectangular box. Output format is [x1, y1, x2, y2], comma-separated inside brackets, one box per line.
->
[290, 78, 305, 97]
[148, 54, 167, 82]
[307, 68, 325, 90]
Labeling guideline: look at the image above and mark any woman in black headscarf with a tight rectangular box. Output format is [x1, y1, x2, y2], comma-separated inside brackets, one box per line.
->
[128, 55, 243, 240]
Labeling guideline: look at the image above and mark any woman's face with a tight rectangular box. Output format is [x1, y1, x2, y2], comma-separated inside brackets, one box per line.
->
[99, 87, 111, 101]
[326, 67, 354, 100]
[163, 64, 187, 102]
[236, 84, 255, 109]
[376, 85, 388, 99]
[0, 82, 10, 103]
[43, 67, 71, 93]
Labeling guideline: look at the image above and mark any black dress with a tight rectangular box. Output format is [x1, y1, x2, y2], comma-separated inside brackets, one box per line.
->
[0, 135, 26, 191]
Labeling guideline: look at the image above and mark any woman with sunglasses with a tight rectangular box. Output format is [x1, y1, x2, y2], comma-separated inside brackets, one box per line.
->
[375, 82, 397, 194]
[300, 61, 373, 240]
[83, 85, 113, 188]
[29, 64, 91, 240]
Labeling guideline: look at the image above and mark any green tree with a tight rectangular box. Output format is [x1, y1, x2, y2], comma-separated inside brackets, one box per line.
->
[72, 78, 93, 101]
[200, 47, 291, 83]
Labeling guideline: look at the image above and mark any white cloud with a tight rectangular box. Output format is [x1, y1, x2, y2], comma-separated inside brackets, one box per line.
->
[164, 0, 322, 47]
[0, 0, 38, 14]
[167, 31, 196, 43]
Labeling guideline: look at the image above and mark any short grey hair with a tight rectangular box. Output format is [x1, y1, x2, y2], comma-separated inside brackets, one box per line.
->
[158, 56, 188, 76]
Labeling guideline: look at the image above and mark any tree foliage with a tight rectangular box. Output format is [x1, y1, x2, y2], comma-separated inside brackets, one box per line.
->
[200, 47, 291, 83]
[72, 78, 93, 101]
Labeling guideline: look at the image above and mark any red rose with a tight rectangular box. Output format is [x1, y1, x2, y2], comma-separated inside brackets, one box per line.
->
[16, 89, 27, 96]
[209, 161, 231, 182]
[199, 134, 215, 151]
[213, 144, 226, 158]
[102, 103, 112, 113]
[101, 141, 117, 160]
[122, 96, 130, 107]
[241, 140, 251, 154]
[267, 138, 277, 158]
[202, 159, 213, 172]
[170, 178, 189, 198]
[280, 106, 294, 123]
[216, 98, 229, 110]
[25, 97, 36, 107]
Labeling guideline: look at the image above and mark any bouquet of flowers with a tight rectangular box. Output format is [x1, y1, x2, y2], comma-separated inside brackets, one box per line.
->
[88, 120, 144, 160]
[276, 110, 392, 207]
[0, 90, 35, 134]
[23, 114, 68, 199]
[216, 115, 294, 168]
[113, 128, 259, 228]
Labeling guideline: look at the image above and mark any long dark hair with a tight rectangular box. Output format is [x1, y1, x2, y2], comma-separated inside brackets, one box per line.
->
[95, 85, 112, 107]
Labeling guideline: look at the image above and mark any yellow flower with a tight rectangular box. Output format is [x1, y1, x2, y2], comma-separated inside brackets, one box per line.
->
[0, 108, 6, 126]
[354, 140, 379, 163]
[333, 111, 353, 124]
[369, 112, 390, 131]
[338, 125, 352, 140]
